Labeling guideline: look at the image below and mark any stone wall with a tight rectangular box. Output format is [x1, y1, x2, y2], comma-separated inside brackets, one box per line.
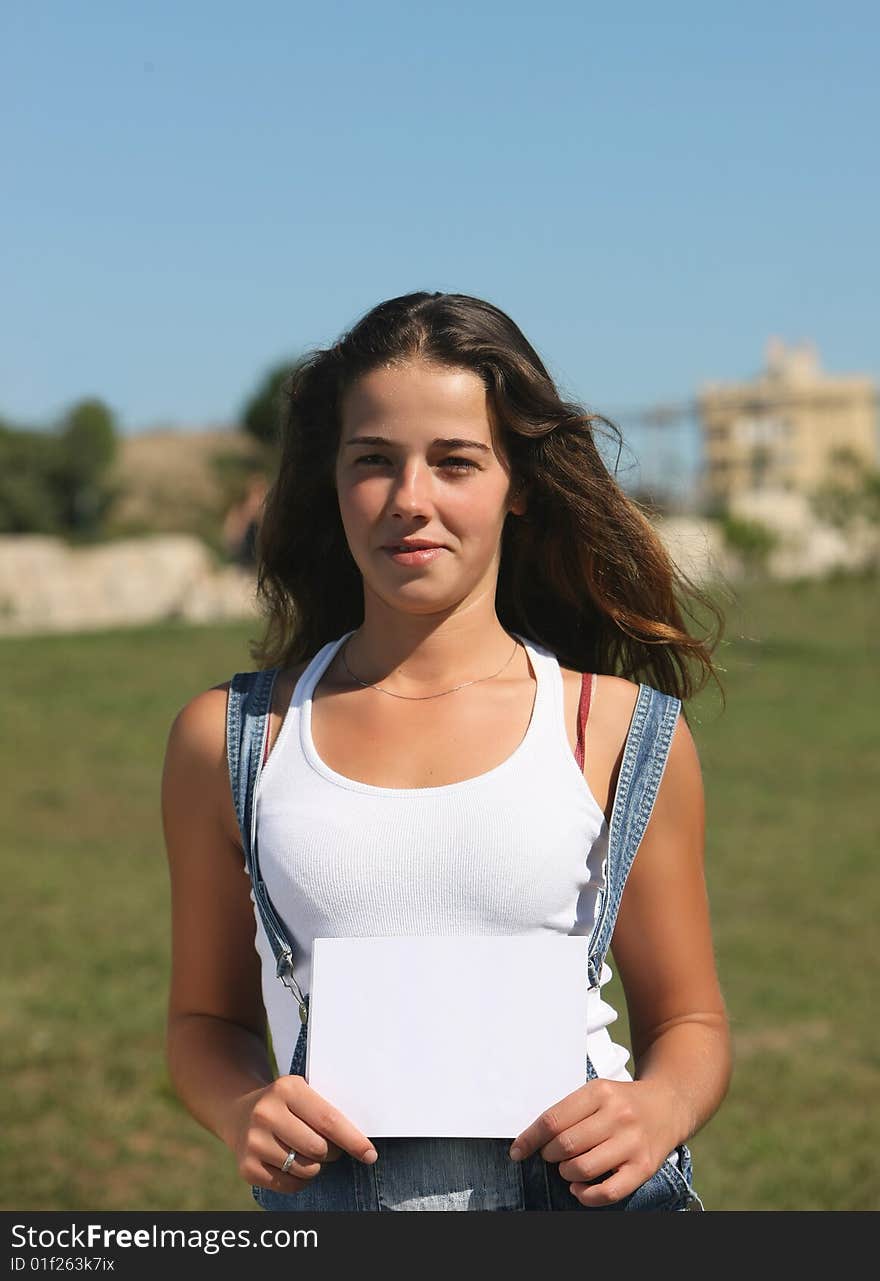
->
[0, 534, 260, 637]
[728, 489, 877, 579]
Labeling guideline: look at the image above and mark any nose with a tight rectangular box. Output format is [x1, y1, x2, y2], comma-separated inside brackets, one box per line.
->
[385, 459, 435, 520]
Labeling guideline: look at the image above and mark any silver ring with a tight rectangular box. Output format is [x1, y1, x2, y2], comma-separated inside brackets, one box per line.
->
[280, 1149, 297, 1174]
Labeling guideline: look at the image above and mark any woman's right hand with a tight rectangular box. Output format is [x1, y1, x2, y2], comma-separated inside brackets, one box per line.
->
[228, 1074, 379, 1194]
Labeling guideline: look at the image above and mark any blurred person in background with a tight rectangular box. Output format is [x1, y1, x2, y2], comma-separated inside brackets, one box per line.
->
[222, 472, 269, 568]
[161, 291, 732, 1212]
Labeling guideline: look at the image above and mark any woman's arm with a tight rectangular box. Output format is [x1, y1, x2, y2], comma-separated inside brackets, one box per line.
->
[161, 685, 378, 1191]
[161, 686, 276, 1150]
[609, 711, 732, 1153]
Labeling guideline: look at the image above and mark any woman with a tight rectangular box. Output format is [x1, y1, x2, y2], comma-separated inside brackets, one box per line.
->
[161, 290, 732, 1212]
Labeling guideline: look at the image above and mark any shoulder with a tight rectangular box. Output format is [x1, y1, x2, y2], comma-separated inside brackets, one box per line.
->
[163, 655, 313, 753]
[559, 667, 642, 758]
[558, 666, 639, 699]
[164, 682, 231, 768]
[559, 665, 686, 729]
[161, 663, 307, 850]
[554, 667, 641, 818]
[558, 665, 641, 727]
[166, 660, 311, 755]
[556, 665, 696, 816]
[161, 684, 238, 851]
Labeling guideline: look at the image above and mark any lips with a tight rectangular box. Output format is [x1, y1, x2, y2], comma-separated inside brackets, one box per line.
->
[382, 541, 445, 551]
[382, 544, 446, 566]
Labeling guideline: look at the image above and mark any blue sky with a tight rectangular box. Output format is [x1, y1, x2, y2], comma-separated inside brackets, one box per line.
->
[3, 1, 877, 490]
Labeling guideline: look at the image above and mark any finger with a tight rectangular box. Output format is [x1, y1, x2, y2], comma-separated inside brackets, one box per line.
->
[265, 1131, 345, 1169]
[259, 1131, 326, 1179]
[569, 1169, 641, 1207]
[293, 1083, 377, 1165]
[254, 1102, 336, 1166]
[509, 1081, 605, 1162]
[251, 1086, 351, 1167]
[567, 1150, 651, 1207]
[557, 1135, 631, 1186]
[537, 1111, 615, 1165]
[250, 1157, 315, 1197]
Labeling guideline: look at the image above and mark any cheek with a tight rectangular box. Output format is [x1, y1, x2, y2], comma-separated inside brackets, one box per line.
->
[466, 489, 511, 534]
[336, 487, 386, 562]
[335, 478, 371, 526]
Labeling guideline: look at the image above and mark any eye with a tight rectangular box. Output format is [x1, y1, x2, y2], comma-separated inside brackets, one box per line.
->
[354, 455, 479, 471]
[439, 457, 479, 471]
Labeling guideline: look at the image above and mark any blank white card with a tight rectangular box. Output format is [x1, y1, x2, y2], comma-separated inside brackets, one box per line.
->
[305, 935, 590, 1138]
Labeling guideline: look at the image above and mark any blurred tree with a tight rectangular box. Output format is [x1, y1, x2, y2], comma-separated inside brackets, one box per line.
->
[0, 422, 61, 533]
[811, 446, 880, 572]
[54, 398, 120, 537]
[239, 359, 302, 451]
[719, 514, 779, 579]
[0, 399, 119, 539]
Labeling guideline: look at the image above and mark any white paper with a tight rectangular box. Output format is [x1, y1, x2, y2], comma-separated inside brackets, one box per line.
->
[305, 935, 590, 1138]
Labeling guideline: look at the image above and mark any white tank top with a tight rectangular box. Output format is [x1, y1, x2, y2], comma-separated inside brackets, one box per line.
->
[251, 628, 633, 1084]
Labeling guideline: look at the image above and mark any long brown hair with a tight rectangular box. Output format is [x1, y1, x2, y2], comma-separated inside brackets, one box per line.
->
[251, 290, 726, 710]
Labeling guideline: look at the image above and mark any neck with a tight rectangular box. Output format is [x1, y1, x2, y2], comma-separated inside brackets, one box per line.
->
[342, 605, 521, 693]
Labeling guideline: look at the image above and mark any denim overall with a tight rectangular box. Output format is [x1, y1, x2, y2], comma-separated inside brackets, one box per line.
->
[226, 665, 704, 1212]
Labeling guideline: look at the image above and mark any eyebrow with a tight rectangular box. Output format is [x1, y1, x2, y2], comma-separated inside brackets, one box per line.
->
[343, 435, 492, 453]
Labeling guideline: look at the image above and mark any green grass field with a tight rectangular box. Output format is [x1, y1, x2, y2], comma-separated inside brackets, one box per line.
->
[2, 573, 877, 1210]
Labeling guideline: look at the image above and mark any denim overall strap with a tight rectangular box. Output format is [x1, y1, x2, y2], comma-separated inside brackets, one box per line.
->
[585, 683, 682, 989]
[226, 669, 308, 1021]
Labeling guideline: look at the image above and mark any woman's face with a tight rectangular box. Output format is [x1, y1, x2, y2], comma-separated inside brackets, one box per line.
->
[334, 358, 526, 617]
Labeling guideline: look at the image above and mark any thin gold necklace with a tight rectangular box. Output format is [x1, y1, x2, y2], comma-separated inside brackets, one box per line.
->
[340, 631, 521, 701]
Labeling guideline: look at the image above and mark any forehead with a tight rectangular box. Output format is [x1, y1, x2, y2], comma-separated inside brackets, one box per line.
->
[340, 360, 493, 436]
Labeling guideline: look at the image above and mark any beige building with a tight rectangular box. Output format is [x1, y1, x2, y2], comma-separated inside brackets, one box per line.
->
[697, 338, 878, 507]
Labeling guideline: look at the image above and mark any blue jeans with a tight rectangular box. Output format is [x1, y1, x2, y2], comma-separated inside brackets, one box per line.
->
[253, 1135, 702, 1212]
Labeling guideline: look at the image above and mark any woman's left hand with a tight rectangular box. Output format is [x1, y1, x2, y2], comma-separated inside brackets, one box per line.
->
[507, 1078, 681, 1206]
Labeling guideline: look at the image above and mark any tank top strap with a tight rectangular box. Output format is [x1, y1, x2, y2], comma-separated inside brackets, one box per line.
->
[586, 683, 682, 987]
[226, 667, 308, 1019]
[520, 640, 602, 789]
[574, 671, 596, 772]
